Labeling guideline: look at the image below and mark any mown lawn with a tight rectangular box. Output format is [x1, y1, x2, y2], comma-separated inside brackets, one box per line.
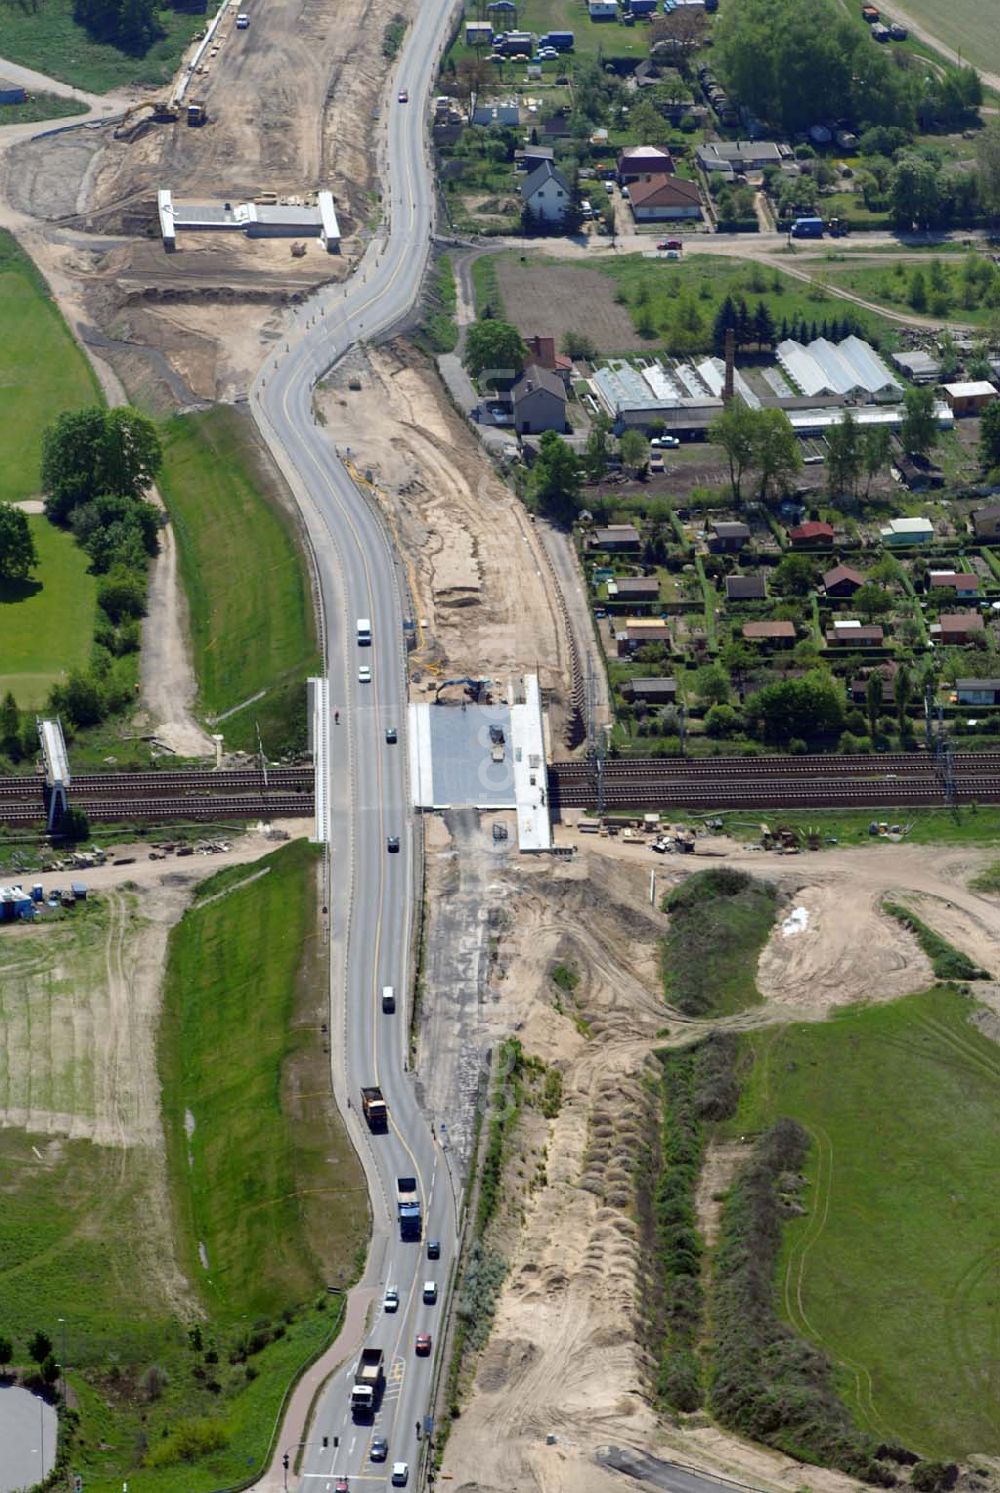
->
[0, 515, 97, 707]
[0, 0, 204, 92]
[731, 986, 1000, 1456]
[157, 407, 320, 755]
[0, 231, 102, 505]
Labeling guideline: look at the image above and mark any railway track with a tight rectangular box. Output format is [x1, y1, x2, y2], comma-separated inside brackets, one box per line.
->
[0, 767, 314, 802]
[548, 754, 1000, 811]
[0, 795, 313, 825]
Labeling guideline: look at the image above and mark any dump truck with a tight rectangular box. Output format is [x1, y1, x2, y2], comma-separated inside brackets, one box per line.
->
[397, 1176, 422, 1240]
[351, 1348, 385, 1416]
[361, 1086, 388, 1131]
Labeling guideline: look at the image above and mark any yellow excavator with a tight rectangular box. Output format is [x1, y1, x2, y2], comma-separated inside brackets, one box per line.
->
[113, 99, 179, 140]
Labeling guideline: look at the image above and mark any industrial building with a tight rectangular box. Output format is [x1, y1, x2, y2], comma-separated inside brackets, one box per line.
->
[157, 189, 341, 253]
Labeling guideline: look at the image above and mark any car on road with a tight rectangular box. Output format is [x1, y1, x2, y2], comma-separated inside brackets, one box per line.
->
[656, 238, 683, 251]
[398, 88, 408, 102]
[427, 1238, 441, 1259]
[651, 436, 680, 449]
[370, 1437, 389, 1462]
[384, 1286, 399, 1311]
[385, 726, 398, 743]
[415, 1332, 432, 1355]
[334, 1480, 349, 1493]
[423, 1280, 437, 1303]
[387, 835, 400, 853]
[358, 664, 372, 683]
[391, 1465, 409, 1487]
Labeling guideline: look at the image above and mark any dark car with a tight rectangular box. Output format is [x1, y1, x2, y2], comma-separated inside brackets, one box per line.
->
[415, 1332, 432, 1355]
[387, 836, 400, 853]
[370, 1437, 389, 1463]
[398, 88, 408, 102]
[426, 1238, 441, 1259]
[385, 726, 398, 744]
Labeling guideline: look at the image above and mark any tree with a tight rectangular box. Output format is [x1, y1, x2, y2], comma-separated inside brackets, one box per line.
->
[709, 400, 759, 503]
[977, 117, 1000, 220]
[0, 1336, 13, 1369]
[528, 431, 581, 525]
[0, 692, 20, 762]
[651, 5, 708, 62]
[0, 502, 38, 582]
[746, 668, 844, 745]
[40, 1353, 60, 1387]
[892, 154, 943, 229]
[693, 662, 730, 705]
[860, 425, 892, 497]
[705, 703, 743, 738]
[41, 406, 162, 523]
[901, 385, 938, 457]
[753, 408, 801, 504]
[620, 429, 649, 476]
[825, 411, 861, 498]
[979, 400, 1000, 471]
[908, 266, 927, 312]
[584, 413, 613, 479]
[28, 1331, 52, 1365]
[854, 582, 893, 622]
[894, 662, 912, 734]
[561, 330, 597, 361]
[772, 551, 815, 598]
[463, 319, 525, 384]
[865, 671, 884, 739]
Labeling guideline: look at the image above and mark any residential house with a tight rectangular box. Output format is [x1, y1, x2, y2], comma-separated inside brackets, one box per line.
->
[956, 678, 1000, 705]
[742, 620, 796, 645]
[696, 140, 785, 176]
[823, 563, 865, 597]
[942, 381, 999, 416]
[524, 334, 573, 384]
[971, 504, 1000, 540]
[616, 618, 672, 655]
[624, 677, 678, 704]
[932, 612, 985, 646]
[514, 145, 555, 172]
[929, 571, 979, 598]
[725, 575, 766, 601]
[520, 159, 573, 223]
[826, 619, 885, 647]
[708, 520, 750, 553]
[608, 575, 661, 603]
[880, 517, 934, 546]
[617, 145, 675, 182]
[628, 175, 702, 222]
[788, 520, 834, 548]
[848, 661, 897, 704]
[589, 524, 641, 552]
[511, 365, 567, 435]
[472, 100, 521, 127]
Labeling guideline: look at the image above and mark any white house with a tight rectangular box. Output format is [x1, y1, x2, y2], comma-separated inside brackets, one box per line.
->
[521, 159, 573, 223]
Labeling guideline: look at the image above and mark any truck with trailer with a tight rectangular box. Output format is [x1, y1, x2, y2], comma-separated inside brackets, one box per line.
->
[361, 1086, 388, 1131]
[790, 216, 824, 238]
[351, 1348, 385, 1417]
[397, 1176, 422, 1239]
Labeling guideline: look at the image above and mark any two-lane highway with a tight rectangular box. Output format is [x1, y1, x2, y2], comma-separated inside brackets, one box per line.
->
[250, 0, 460, 1486]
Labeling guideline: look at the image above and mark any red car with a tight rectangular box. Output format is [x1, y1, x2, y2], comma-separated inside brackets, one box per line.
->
[656, 238, 683, 251]
[335, 1481, 349, 1493]
[415, 1332, 432, 1356]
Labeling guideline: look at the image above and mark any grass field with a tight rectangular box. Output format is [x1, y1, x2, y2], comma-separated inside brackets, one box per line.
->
[446, 0, 650, 67]
[0, 231, 102, 505]
[0, 91, 87, 123]
[0, 0, 204, 92]
[157, 407, 320, 756]
[884, 0, 1000, 76]
[0, 515, 97, 707]
[490, 251, 899, 356]
[823, 260, 996, 328]
[660, 868, 777, 1016]
[160, 842, 367, 1321]
[731, 986, 1000, 1456]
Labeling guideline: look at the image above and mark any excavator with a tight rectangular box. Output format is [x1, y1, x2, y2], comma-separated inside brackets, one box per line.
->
[434, 677, 493, 704]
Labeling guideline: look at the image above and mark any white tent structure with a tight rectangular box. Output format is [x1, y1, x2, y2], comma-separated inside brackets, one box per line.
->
[777, 335, 902, 402]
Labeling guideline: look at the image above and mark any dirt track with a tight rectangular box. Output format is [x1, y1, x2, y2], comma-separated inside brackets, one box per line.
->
[441, 836, 1000, 1493]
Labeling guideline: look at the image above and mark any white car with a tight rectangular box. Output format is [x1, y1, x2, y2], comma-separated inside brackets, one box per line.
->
[358, 664, 372, 683]
[391, 1464, 409, 1487]
[384, 1287, 399, 1312]
[422, 1280, 437, 1304]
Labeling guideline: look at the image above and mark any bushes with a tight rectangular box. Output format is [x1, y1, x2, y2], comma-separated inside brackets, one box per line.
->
[709, 1119, 895, 1480]
[144, 1415, 229, 1468]
[660, 869, 778, 1016]
[454, 1242, 507, 1354]
[883, 901, 988, 981]
[652, 1033, 740, 1413]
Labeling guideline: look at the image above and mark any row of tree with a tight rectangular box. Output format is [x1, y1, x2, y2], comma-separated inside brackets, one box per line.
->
[74, 0, 163, 52]
[711, 295, 869, 357]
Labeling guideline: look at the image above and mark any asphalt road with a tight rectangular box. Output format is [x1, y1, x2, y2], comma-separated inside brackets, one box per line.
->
[250, 0, 459, 1487]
